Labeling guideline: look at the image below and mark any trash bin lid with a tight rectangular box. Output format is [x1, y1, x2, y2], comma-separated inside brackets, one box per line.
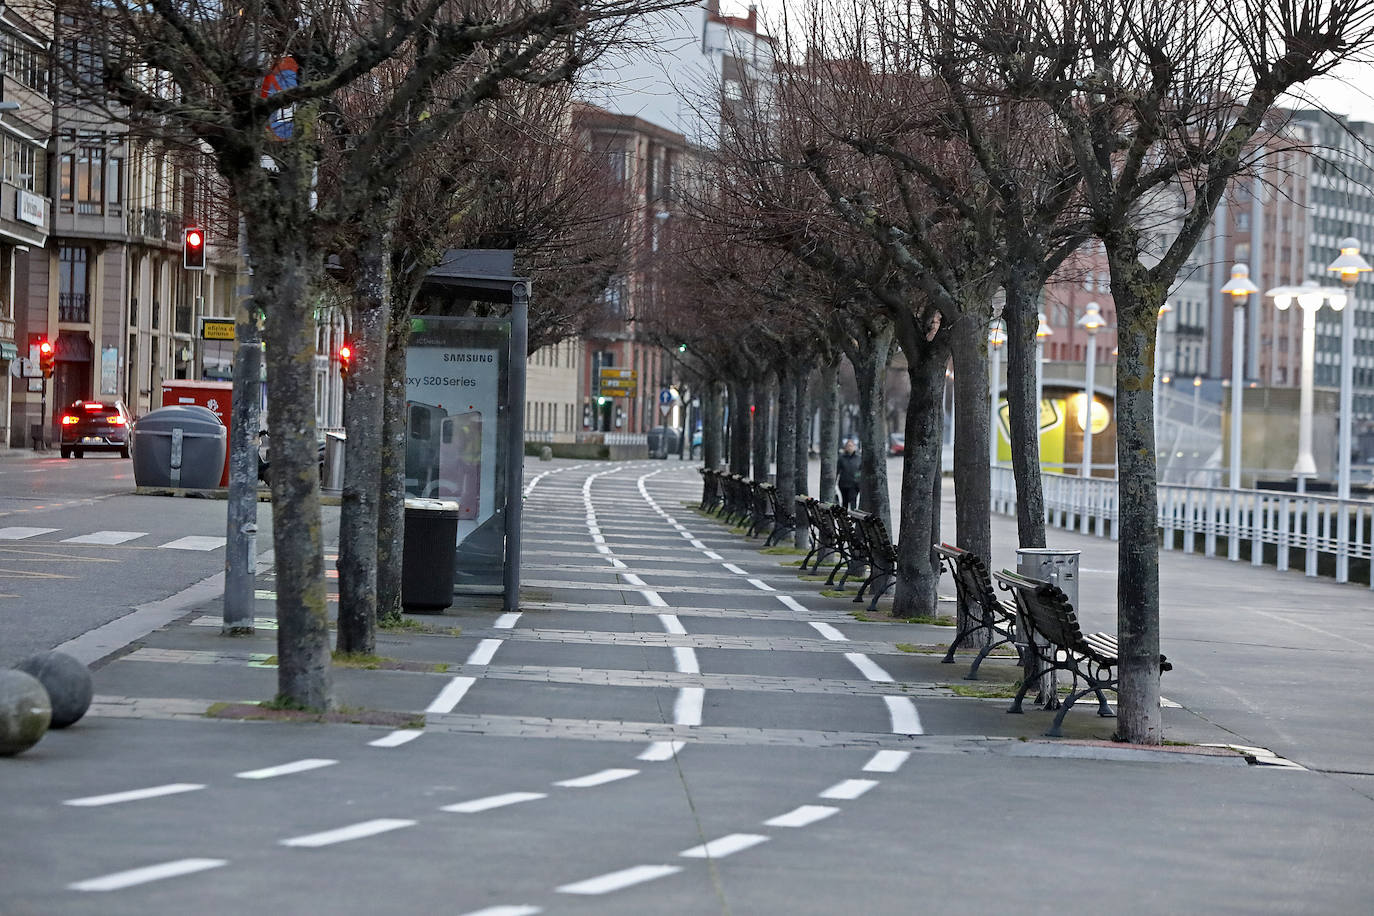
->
[404, 497, 461, 512]
[1014, 548, 1081, 557]
[132, 405, 226, 435]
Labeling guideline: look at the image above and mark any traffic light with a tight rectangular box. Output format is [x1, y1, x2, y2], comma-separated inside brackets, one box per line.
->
[37, 339, 54, 378]
[183, 227, 206, 270]
[337, 342, 353, 379]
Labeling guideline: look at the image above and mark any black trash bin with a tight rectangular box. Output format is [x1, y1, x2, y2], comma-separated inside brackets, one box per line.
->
[130, 405, 227, 489]
[648, 426, 679, 459]
[402, 498, 461, 611]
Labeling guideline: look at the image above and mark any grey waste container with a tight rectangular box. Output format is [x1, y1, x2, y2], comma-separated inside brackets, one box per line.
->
[647, 426, 679, 459]
[322, 431, 346, 490]
[402, 498, 461, 612]
[130, 405, 227, 489]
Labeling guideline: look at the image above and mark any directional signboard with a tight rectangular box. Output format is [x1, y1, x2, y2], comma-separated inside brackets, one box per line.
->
[599, 367, 637, 397]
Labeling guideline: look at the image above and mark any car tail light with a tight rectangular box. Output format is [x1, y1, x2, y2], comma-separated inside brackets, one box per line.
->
[62, 415, 80, 425]
[108, 415, 127, 425]
[82, 402, 105, 412]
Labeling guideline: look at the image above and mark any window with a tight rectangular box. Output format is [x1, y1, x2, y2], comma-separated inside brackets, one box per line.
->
[1, 135, 36, 190]
[2, 31, 48, 95]
[59, 247, 90, 323]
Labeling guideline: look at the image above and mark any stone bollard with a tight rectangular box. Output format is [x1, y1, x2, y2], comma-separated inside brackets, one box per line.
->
[0, 669, 51, 756]
[540, 445, 553, 462]
[16, 652, 93, 729]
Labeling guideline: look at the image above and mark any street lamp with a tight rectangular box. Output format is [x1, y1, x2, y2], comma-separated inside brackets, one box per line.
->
[1220, 264, 1259, 489]
[1153, 302, 1173, 442]
[1327, 237, 1372, 501]
[1267, 283, 1349, 492]
[1075, 302, 1105, 478]
[988, 318, 1006, 468]
[1035, 311, 1052, 442]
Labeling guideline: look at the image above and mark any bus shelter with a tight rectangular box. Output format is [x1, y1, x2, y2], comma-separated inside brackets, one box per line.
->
[410, 250, 529, 612]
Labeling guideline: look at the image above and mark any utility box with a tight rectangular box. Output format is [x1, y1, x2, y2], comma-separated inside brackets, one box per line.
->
[1015, 548, 1080, 609]
[161, 380, 234, 486]
[131, 405, 228, 490]
[1014, 548, 1081, 709]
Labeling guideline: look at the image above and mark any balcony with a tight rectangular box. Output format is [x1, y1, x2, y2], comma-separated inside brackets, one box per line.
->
[128, 207, 186, 244]
[59, 293, 90, 324]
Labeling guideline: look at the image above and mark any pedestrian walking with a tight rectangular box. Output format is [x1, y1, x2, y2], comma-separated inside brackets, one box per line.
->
[837, 439, 861, 509]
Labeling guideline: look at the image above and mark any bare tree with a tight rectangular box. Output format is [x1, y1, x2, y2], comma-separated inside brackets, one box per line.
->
[942, 0, 1374, 742]
[80, 0, 687, 708]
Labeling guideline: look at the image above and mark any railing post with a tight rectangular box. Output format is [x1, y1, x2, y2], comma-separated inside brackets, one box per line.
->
[1277, 496, 1290, 572]
[1306, 499, 1319, 578]
[1204, 489, 1217, 558]
[1336, 502, 1350, 584]
[1227, 489, 1240, 562]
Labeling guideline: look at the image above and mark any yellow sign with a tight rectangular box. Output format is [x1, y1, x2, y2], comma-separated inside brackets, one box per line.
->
[599, 367, 636, 381]
[201, 319, 236, 341]
[599, 385, 637, 397]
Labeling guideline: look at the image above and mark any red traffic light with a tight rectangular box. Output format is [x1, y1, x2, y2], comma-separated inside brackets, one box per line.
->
[183, 227, 206, 269]
[37, 339, 54, 378]
[337, 343, 353, 377]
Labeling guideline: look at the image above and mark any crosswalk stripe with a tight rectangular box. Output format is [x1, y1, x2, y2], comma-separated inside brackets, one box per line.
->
[0, 527, 57, 540]
[69, 858, 227, 892]
[157, 536, 226, 551]
[62, 531, 147, 545]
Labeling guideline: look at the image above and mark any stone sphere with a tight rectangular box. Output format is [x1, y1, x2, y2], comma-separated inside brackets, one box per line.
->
[0, 669, 51, 756]
[15, 652, 93, 729]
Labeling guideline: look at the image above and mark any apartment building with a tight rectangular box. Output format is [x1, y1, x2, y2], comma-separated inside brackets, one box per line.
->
[0, 0, 52, 448]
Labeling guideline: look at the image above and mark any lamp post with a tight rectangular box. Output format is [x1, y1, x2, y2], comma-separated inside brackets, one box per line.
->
[1035, 311, 1052, 444]
[988, 318, 1005, 468]
[1267, 284, 1350, 492]
[1153, 302, 1172, 443]
[1220, 264, 1259, 489]
[1326, 237, 1372, 501]
[1076, 302, 1104, 477]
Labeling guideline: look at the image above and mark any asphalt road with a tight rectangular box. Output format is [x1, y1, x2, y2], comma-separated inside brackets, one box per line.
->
[1, 455, 1371, 914]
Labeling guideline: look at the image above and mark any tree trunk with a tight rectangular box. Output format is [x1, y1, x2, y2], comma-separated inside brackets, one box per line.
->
[728, 380, 751, 475]
[950, 312, 992, 564]
[818, 359, 839, 503]
[850, 325, 893, 530]
[1004, 273, 1047, 548]
[376, 303, 413, 625]
[752, 374, 773, 482]
[1111, 262, 1164, 745]
[773, 365, 797, 535]
[254, 237, 333, 711]
[703, 380, 724, 469]
[336, 216, 391, 654]
[892, 347, 947, 618]
[794, 367, 812, 550]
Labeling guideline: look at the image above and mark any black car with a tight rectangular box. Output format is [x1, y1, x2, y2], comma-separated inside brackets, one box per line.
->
[60, 400, 133, 458]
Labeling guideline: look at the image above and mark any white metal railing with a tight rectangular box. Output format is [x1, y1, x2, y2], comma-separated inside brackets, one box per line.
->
[990, 466, 1374, 589]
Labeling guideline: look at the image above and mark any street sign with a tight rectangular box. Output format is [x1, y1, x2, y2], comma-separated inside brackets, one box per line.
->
[201, 318, 236, 341]
[260, 57, 298, 141]
[658, 388, 675, 416]
[598, 367, 637, 398]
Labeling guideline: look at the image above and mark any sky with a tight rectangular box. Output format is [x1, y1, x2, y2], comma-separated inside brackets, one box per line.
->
[722, 2, 1374, 124]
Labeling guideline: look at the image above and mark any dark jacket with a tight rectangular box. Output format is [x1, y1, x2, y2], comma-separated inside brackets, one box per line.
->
[837, 451, 861, 489]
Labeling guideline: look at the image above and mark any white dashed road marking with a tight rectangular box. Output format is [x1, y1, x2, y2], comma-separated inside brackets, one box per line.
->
[554, 768, 639, 788]
[64, 783, 204, 807]
[236, 759, 337, 780]
[675, 687, 705, 726]
[441, 792, 546, 813]
[369, 729, 423, 748]
[280, 818, 416, 848]
[765, 805, 840, 828]
[426, 676, 476, 713]
[746, 578, 774, 591]
[556, 864, 682, 895]
[466, 639, 503, 666]
[493, 613, 522, 629]
[461, 906, 542, 916]
[809, 621, 847, 641]
[844, 653, 894, 682]
[69, 858, 227, 892]
[679, 834, 769, 859]
[863, 750, 912, 773]
[638, 741, 685, 762]
[819, 779, 879, 800]
[885, 696, 924, 734]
